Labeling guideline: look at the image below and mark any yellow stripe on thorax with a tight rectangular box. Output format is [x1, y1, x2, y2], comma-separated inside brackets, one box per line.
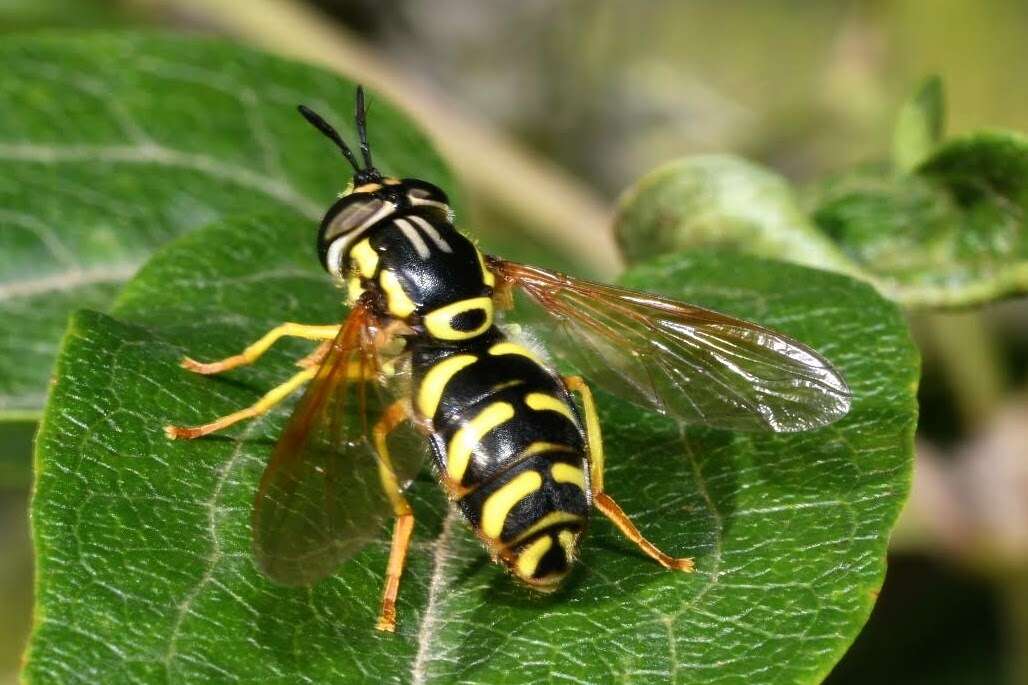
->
[515, 534, 552, 579]
[350, 238, 379, 278]
[424, 297, 494, 340]
[475, 247, 496, 287]
[417, 355, 477, 418]
[481, 470, 543, 539]
[346, 275, 364, 306]
[380, 269, 417, 318]
[446, 402, 515, 482]
[525, 392, 578, 425]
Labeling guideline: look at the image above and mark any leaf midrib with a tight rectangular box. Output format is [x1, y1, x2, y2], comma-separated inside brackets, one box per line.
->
[0, 142, 321, 220]
[410, 508, 460, 685]
[0, 263, 141, 301]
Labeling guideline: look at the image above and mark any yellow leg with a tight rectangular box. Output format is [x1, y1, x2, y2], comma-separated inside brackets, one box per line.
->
[181, 323, 340, 374]
[372, 401, 416, 633]
[164, 366, 316, 439]
[563, 375, 694, 573]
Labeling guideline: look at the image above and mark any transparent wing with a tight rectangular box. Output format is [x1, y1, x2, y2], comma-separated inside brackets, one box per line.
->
[252, 303, 428, 586]
[491, 259, 851, 433]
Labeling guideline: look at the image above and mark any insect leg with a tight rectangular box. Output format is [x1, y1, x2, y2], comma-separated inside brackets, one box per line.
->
[164, 366, 317, 439]
[563, 375, 694, 573]
[372, 400, 416, 633]
[592, 494, 694, 572]
[295, 339, 332, 369]
[181, 323, 341, 375]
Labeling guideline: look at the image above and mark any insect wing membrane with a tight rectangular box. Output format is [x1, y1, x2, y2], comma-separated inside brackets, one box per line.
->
[492, 260, 851, 433]
[252, 306, 426, 586]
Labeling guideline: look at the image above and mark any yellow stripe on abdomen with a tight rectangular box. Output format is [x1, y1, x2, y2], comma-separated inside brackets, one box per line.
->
[557, 529, 578, 560]
[446, 402, 515, 483]
[515, 534, 552, 579]
[507, 510, 583, 547]
[482, 470, 543, 539]
[550, 462, 585, 488]
[488, 341, 544, 366]
[417, 355, 477, 419]
[525, 392, 578, 425]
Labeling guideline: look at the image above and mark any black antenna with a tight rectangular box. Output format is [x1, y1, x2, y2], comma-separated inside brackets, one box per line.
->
[297, 104, 362, 174]
[355, 86, 374, 171]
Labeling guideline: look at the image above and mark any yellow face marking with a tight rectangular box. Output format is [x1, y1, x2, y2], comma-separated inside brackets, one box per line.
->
[424, 296, 493, 341]
[507, 511, 583, 547]
[380, 269, 417, 318]
[350, 238, 379, 278]
[481, 470, 543, 539]
[447, 402, 515, 483]
[475, 247, 496, 287]
[354, 182, 382, 193]
[346, 275, 364, 306]
[488, 342, 544, 366]
[525, 392, 578, 425]
[515, 534, 552, 580]
[550, 462, 585, 488]
[417, 354, 477, 418]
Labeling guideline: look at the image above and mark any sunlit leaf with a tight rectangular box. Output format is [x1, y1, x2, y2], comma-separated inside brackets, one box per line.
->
[26, 212, 917, 683]
[614, 155, 857, 275]
[615, 81, 1027, 309]
[812, 130, 1028, 307]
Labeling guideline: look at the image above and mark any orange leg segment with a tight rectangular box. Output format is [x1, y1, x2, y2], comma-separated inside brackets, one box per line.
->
[564, 375, 694, 574]
[372, 401, 416, 633]
[165, 366, 316, 440]
[376, 513, 415, 633]
[594, 493, 694, 572]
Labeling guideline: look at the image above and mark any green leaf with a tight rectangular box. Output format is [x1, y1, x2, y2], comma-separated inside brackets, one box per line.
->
[811, 130, 1028, 308]
[892, 75, 945, 173]
[27, 212, 918, 683]
[614, 155, 858, 276]
[615, 127, 1028, 309]
[0, 32, 456, 420]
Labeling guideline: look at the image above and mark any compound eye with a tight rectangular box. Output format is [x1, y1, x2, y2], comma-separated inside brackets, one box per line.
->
[318, 196, 391, 273]
[404, 180, 450, 208]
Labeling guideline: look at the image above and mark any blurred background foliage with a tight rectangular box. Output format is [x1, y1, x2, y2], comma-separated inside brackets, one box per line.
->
[1, 0, 1026, 682]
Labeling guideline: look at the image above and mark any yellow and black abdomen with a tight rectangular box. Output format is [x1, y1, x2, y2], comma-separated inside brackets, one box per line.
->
[411, 332, 591, 588]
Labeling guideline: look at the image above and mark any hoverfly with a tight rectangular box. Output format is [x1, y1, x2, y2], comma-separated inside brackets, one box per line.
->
[165, 86, 851, 633]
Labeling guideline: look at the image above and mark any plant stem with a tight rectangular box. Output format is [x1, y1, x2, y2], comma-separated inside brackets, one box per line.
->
[917, 310, 1005, 433]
